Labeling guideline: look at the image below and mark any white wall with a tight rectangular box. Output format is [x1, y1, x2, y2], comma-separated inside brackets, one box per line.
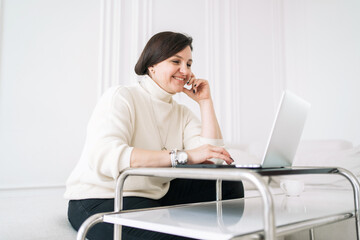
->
[0, 0, 359, 189]
[283, 0, 360, 144]
[0, 0, 100, 188]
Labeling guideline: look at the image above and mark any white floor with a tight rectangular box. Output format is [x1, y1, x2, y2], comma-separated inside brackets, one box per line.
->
[0, 187, 77, 240]
[0, 186, 356, 240]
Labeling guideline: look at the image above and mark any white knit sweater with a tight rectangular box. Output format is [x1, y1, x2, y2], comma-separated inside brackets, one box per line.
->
[64, 75, 224, 200]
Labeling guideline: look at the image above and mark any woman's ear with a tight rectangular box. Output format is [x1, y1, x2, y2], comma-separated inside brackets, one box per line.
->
[149, 66, 155, 74]
[148, 66, 155, 77]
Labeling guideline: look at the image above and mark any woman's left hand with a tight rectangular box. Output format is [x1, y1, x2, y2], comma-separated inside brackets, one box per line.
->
[183, 73, 211, 103]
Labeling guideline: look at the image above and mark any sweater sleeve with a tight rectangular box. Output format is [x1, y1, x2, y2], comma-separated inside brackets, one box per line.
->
[85, 86, 135, 180]
[182, 105, 224, 150]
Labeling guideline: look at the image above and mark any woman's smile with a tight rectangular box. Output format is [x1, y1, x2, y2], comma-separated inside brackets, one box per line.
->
[173, 76, 186, 82]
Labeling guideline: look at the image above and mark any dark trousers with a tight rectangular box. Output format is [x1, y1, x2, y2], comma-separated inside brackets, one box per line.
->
[68, 179, 244, 240]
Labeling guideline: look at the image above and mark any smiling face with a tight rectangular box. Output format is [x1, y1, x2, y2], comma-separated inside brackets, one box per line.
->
[148, 46, 193, 94]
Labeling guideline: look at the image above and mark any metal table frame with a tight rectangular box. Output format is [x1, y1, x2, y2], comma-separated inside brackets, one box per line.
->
[77, 167, 360, 240]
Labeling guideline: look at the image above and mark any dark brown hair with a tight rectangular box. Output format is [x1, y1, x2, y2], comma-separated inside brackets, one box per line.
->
[134, 31, 193, 75]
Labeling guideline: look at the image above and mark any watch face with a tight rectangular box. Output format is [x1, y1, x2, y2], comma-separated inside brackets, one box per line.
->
[178, 152, 188, 163]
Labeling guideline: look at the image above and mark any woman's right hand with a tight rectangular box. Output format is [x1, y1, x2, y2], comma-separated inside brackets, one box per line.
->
[186, 144, 234, 165]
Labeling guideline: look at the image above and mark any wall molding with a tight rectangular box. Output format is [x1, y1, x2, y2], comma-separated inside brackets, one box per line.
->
[271, 0, 286, 105]
[98, 0, 153, 95]
[206, 0, 242, 144]
[205, 0, 288, 144]
[0, 0, 3, 82]
[131, 0, 153, 82]
[229, 0, 242, 144]
[98, 0, 122, 97]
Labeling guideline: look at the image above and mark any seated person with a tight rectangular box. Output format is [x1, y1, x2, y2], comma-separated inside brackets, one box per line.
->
[64, 31, 244, 240]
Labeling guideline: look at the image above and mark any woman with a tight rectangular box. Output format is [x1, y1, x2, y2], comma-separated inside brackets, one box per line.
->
[65, 31, 244, 240]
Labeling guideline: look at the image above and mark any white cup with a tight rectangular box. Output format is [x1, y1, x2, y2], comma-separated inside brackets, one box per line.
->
[281, 196, 307, 213]
[280, 179, 305, 197]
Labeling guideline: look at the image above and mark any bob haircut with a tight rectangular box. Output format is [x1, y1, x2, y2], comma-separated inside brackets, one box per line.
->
[134, 31, 193, 76]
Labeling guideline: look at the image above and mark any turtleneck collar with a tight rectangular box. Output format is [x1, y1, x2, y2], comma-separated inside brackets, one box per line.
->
[139, 75, 174, 103]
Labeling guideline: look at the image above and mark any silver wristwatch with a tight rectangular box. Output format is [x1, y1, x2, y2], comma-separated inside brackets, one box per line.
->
[170, 149, 188, 167]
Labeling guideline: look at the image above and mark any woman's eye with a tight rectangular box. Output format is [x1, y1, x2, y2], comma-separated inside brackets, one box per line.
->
[172, 60, 180, 64]
[187, 63, 192, 68]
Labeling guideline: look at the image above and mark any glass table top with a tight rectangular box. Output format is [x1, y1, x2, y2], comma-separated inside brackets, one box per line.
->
[105, 189, 354, 239]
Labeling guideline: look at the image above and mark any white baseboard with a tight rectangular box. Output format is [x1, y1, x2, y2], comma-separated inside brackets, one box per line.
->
[0, 184, 65, 191]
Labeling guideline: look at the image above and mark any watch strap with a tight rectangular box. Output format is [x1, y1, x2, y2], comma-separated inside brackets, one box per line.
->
[170, 149, 178, 167]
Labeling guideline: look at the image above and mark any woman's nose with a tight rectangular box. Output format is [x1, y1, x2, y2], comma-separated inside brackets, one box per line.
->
[179, 64, 190, 75]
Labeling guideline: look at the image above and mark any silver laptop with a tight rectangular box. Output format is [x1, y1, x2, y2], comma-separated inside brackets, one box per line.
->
[236, 90, 311, 168]
[177, 90, 311, 169]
